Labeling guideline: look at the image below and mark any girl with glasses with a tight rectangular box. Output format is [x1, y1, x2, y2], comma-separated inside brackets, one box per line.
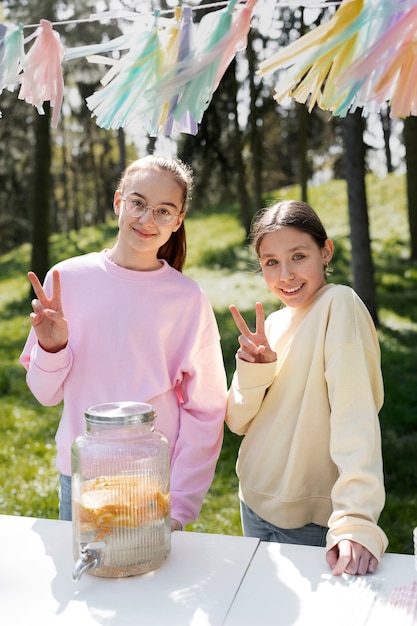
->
[226, 200, 388, 576]
[20, 154, 227, 532]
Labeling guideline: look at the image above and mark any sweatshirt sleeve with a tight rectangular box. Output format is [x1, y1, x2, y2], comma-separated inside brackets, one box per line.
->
[226, 358, 277, 435]
[169, 314, 227, 528]
[325, 295, 388, 561]
[20, 335, 73, 406]
[19, 268, 73, 407]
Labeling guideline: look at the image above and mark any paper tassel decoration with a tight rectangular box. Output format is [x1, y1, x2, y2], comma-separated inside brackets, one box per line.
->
[64, 31, 132, 62]
[257, 0, 417, 118]
[0, 23, 7, 68]
[336, 1, 417, 117]
[213, 0, 258, 92]
[17, 20, 65, 127]
[2, 0, 417, 133]
[167, 0, 240, 123]
[86, 10, 163, 130]
[257, 0, 367, 113]
[373, 6, 417, 117]
[0, 23, 25, 94]
[161, 5, 198, 136]
[157, 6, 182, 127]
[148, 0, 255, 133]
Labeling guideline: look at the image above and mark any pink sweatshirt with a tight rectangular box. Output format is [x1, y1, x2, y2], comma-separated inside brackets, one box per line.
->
[20, 251, 227, 527]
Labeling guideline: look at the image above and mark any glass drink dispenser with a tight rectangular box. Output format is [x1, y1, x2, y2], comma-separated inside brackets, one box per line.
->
[72, 401, 170, 580]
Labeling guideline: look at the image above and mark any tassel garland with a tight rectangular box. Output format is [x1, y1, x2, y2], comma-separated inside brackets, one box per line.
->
[0, 0, 417, 134]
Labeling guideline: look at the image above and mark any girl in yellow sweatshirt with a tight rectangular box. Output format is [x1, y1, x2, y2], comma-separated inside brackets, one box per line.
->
[226, 200, 388, 577]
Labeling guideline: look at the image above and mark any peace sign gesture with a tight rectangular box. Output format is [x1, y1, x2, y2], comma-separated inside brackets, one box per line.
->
[28, 269, 68, 353]
[229, 301, 277, 364]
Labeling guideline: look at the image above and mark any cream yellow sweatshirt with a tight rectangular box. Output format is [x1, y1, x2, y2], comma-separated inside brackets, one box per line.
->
[226, 283, 388, 561]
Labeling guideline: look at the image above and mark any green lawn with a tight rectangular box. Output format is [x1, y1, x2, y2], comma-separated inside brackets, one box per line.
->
[1, 172, 416, 554]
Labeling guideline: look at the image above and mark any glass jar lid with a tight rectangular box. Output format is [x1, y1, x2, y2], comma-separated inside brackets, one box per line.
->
[85, 401, 155, 426]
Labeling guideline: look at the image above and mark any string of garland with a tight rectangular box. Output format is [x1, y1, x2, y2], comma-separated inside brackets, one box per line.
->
[0, 0, 415, 136]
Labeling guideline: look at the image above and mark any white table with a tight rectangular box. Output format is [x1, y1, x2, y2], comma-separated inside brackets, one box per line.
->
[224, 541, 417, 626]
[0, 514, 258, 626]
[1, 515, 416, 626]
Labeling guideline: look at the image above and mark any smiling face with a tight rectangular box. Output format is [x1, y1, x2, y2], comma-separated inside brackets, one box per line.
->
[258, 226, 334, 309]
[111, 167, 185, 271]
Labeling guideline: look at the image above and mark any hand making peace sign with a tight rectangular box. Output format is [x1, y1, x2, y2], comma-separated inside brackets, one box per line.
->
[28, 270, 68, 353]
[229, 301, 277, 364]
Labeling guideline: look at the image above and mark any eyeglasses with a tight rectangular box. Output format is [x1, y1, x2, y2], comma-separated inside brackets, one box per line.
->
[121, 196, 182, 225]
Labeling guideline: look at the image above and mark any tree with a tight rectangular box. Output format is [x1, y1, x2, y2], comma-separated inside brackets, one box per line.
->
[28, 0, 55, 283]
[30, 106, 52, 283]
[0, 0, 129, 261]
[380, 106, 394, 174]
[246, 28, 263, 214]
[403, 116, 417, 261]
[342, 110, 378, 325]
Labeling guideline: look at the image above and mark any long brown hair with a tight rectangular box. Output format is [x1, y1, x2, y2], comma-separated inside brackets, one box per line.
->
[118, 155, 193, 272]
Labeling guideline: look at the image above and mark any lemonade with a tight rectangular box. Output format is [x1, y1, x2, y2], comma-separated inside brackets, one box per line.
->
[72, 474, 171, 577]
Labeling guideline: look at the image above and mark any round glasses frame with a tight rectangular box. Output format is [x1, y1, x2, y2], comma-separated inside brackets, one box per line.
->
[121, 197, 182, 225]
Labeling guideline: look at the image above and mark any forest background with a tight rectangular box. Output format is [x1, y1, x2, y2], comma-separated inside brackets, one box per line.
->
[0, 1, 416, 554]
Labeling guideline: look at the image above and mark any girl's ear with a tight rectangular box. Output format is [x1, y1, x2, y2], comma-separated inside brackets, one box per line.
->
[171, 212, 185, 233]
[113, 190, 122, 216]
[323, 238, 334, 264]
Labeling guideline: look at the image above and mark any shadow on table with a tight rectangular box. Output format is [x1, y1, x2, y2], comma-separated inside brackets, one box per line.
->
[32, 519, 251, 626]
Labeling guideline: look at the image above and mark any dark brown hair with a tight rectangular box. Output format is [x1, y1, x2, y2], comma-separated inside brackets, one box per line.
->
[118, 155, 193, 272]
[251, 200, 329, 256]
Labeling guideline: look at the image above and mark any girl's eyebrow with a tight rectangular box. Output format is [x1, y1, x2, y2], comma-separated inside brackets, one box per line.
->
[127, 191, 179, 210]
[260, 244, 310, 259]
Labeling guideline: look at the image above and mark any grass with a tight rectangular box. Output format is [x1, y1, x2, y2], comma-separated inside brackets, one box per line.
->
[1, 172, 416, 554]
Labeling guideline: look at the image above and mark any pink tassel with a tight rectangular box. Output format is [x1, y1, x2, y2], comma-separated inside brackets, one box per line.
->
[360, 5, 417, 117]
[214, 0, 258, 91]
[335, 1, 417, 116]
[18, 20, 65, 128]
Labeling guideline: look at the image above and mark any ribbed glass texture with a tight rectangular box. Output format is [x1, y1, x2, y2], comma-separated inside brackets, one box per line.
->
[72, 402, 171, 578]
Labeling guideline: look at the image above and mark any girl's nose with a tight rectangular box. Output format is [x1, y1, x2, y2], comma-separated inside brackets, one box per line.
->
[281, 264, 294, 280]
[138, 207, 155, 224]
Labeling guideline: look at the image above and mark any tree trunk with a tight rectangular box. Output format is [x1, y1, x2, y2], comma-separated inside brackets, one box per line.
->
[247, 29, 263, 214]
[380, 107, 393, 174]
[231, 62, 253, 236]
[297, 102, 309, 202]
[28, 0, 55, 286]
[118, 128, 127, 175]
[30, 106, 51, 284]
[403, 116, 417, 260]
[297, 10, 308, 202]
[342, 110, 379, 325]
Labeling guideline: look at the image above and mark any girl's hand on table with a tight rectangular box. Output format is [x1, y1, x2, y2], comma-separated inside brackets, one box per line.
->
[326, 539, 378, 576]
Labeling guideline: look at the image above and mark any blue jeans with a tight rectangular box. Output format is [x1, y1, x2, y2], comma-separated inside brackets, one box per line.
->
[59, 474, 72, 521]
[240, 500, 327, 547]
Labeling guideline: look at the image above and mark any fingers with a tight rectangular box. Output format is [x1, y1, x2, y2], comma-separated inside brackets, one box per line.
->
[50, 269, 62, 305]
[229, 304, 252, 337]
[27, 271, 45, 301]
[28, 270, 62, 312]
[254, 301, 265, 335]
[366, 555, 378, 575]
[170, 518, 182, 532]
[327, 540, 378, 576]
[230, 302, 277, 363]
[229, 302, 265, 337]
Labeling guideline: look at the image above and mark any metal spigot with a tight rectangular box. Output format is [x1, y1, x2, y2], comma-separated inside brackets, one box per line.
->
[72, 541, 106, 581]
